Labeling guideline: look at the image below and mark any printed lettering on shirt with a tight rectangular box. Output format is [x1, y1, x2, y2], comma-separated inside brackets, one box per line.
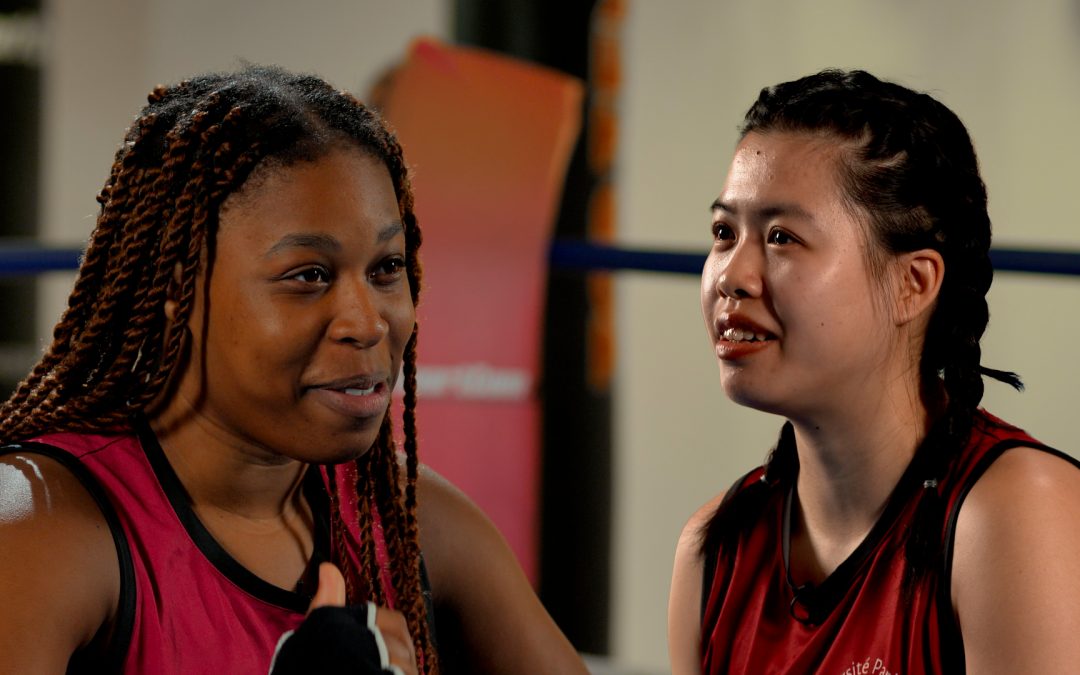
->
[839, 657, 897, 675]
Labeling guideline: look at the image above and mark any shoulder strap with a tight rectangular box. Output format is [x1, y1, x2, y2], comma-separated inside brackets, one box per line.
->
[1, 442, 136, 674]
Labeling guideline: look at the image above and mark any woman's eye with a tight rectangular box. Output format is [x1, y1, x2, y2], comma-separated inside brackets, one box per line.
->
[373, 257, 406, 283]
[768, 228, 796, 245]
[712, 222, 734, 241]
[288, 266, 330, 284]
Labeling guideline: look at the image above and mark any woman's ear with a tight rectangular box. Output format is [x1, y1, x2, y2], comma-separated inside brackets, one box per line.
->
[163, 262, 184, 323]
[893, 248, 944, 326]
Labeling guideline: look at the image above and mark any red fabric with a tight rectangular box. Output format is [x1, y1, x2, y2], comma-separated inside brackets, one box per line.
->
[701, 410, 1045, 675]
[33, 429, 307, 674]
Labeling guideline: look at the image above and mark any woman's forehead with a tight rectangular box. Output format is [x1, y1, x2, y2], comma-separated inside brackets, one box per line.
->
[722, 132, 848, 208]
[219, 150, 398, 226]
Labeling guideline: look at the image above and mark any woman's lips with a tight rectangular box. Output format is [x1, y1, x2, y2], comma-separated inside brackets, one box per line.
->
[714, 333, 776, 360]
[308, 381, 391, 419]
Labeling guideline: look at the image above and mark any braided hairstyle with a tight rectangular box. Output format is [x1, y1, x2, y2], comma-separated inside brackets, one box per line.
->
[0, 65, 436, 671]
[701, 69, 1022, 594]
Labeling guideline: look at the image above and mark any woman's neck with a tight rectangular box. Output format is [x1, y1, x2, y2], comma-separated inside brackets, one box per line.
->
[788, 372, 939, 544]
[147, 404, 318, 590]
[149, 406, 309, 522]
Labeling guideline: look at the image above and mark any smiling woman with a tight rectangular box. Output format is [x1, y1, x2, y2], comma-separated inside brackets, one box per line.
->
[162, 151, 415, 467]
[668, 70, 1080, 675]
[0, 66, 587, 675]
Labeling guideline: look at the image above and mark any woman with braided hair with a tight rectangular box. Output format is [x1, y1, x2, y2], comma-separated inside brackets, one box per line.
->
[668, 69, 1080, 674]
[0, 66, 586, 675]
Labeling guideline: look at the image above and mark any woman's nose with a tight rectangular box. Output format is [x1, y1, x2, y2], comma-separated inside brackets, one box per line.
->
[714, 242, 764, 300]
[327, 279, 388, 347]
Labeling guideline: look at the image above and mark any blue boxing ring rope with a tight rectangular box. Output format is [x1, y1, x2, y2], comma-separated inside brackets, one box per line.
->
[548, 240, 1080, 277]
[1, 240, 1080, 278]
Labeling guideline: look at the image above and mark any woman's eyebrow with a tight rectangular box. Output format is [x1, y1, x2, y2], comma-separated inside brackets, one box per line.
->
[377, 221, 404, 243]
[711, 199, 814, 223]
[263, 233, 341, 258]
[263, 221, 405, 258]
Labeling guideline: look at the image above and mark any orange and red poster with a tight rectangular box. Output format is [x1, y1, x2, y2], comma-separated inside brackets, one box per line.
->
[377, 38, 583, 582]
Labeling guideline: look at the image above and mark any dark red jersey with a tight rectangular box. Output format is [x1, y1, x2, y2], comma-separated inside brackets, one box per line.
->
[700, 409, 1073, 674]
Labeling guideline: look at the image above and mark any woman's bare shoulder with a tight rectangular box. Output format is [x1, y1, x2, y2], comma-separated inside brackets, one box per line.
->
[682, 490, 728, 544]
[411, 462, 588, 674]
[669, 489, 727, 675]
[0, 451, 120, 671]
[410, 462, 513, 597]
[952, 445, 1080, 673]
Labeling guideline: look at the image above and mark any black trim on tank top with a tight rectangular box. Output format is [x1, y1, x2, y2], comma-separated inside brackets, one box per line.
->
[0, 441, 136, 675]
[938, 438, 1079, 673]
[134, 416, 328, 614]
[779, 428, 942, 626]
[136, 418, 440, 635]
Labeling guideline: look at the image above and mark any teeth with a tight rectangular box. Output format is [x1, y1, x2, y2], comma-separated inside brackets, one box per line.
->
[722, 328, 767, 343]
[343, 386, 376, 396]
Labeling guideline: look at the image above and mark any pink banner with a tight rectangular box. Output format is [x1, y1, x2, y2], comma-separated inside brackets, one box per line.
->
[378, 38, 583, 582]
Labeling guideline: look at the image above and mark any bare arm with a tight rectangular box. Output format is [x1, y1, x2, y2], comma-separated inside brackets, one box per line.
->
[668, 492, 724, 675]
[952, 447, 1080, 673]
[415, 465, 588, 675]
[0, 453, 119, 674]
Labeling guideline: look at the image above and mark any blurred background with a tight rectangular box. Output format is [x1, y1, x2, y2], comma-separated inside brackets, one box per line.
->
[2, 1, 1079, 673]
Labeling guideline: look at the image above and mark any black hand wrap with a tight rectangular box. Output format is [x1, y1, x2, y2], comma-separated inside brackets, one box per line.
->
[269, 603, 403, 675]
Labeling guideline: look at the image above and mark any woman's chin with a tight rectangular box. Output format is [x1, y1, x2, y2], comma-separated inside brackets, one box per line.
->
[721, 383, 789, 417]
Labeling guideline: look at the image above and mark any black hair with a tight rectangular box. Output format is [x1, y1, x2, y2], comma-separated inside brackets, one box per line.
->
[701, 68, 1021, 596]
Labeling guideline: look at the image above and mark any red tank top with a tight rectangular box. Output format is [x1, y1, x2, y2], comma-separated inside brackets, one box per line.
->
[9, 418, 398, 674]
[700, 409, 1072, 674]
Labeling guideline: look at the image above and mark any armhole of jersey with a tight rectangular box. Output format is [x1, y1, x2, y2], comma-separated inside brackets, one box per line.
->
[3, 441, 136, 674]
[700, 467, 760, 622]
[938, 439, 1079, 672]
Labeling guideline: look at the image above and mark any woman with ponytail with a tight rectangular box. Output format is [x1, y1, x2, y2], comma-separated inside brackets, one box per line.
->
[668, 69, 1080, 674]
[0, 65, 586, 675]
